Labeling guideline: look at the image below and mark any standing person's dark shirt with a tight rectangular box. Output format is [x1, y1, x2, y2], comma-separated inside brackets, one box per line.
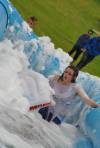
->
[76, 36, 100, 69]
[84, 37, 100, 56]
[76, 34, 90, 48]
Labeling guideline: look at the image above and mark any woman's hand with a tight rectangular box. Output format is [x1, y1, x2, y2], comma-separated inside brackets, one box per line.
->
[96, 104, 100, 107]
[88, 100, 100, 108]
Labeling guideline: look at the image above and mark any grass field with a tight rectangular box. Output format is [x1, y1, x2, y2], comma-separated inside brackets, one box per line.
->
[10, 0, 100, 77]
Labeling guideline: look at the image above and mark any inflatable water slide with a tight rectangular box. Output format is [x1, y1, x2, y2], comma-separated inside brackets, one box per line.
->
[0, 0, 100, 147]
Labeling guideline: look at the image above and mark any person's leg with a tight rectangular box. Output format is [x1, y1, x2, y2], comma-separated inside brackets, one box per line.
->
[73, 48, 82, 62]
[52, 117, 61, 125]
[39, 108, 54, 122]
[39, 107, 48, 120]
[68, 45, 77, 55]
[47, 112, 53, 122]
[76, 51, 95, 69]
[39, 108, 61, 125]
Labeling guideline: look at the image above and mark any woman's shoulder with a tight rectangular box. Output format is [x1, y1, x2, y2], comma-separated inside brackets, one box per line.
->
[72, 83, 82, 89]
[73, 83, 84, 93]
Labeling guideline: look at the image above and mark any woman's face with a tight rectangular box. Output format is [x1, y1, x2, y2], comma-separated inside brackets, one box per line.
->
[63, 68, 74, 83]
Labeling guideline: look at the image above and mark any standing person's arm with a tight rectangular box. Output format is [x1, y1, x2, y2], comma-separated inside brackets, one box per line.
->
[76, 85, 100, 107]
[92, 29, 100, 36]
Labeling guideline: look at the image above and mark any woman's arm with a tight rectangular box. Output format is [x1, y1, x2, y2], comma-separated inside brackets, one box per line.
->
[76, 85, 100, 107]
[48, 75, 59, 81]
[48, 75, 59, 88]
[48, 75, 59, 106]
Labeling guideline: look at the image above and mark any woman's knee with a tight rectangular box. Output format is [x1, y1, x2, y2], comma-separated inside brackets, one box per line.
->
[53, 117, 61, 125]
[39, 107, 48, 120]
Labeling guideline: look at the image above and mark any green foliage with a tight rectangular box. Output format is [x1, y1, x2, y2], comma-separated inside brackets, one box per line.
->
[10, 0, 100, 77]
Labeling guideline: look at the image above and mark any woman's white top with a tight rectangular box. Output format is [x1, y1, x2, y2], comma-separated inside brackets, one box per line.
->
[48, 76, 89, 121]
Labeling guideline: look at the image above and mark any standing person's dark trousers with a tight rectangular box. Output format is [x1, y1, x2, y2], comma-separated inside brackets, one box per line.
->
[76, 51, 95, 69]
[68, 45, 82, 62]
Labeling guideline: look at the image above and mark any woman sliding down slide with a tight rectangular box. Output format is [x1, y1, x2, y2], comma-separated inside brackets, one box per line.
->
[39, 65, 100, 125]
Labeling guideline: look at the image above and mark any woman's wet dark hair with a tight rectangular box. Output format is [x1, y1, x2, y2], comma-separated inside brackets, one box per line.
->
[58, 65, 79, 83]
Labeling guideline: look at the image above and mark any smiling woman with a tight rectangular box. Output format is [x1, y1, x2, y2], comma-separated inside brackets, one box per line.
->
[39, 65, 100, 125]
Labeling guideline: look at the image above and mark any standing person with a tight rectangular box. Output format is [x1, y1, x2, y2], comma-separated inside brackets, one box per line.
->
[68, 30, 94, 62]
[76, 36, 100, 69]
[27, 16, 38, 28]
[39, 65, 100, 125]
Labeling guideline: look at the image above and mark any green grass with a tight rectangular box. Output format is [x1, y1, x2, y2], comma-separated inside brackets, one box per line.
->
[10, 0, 100, 77]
